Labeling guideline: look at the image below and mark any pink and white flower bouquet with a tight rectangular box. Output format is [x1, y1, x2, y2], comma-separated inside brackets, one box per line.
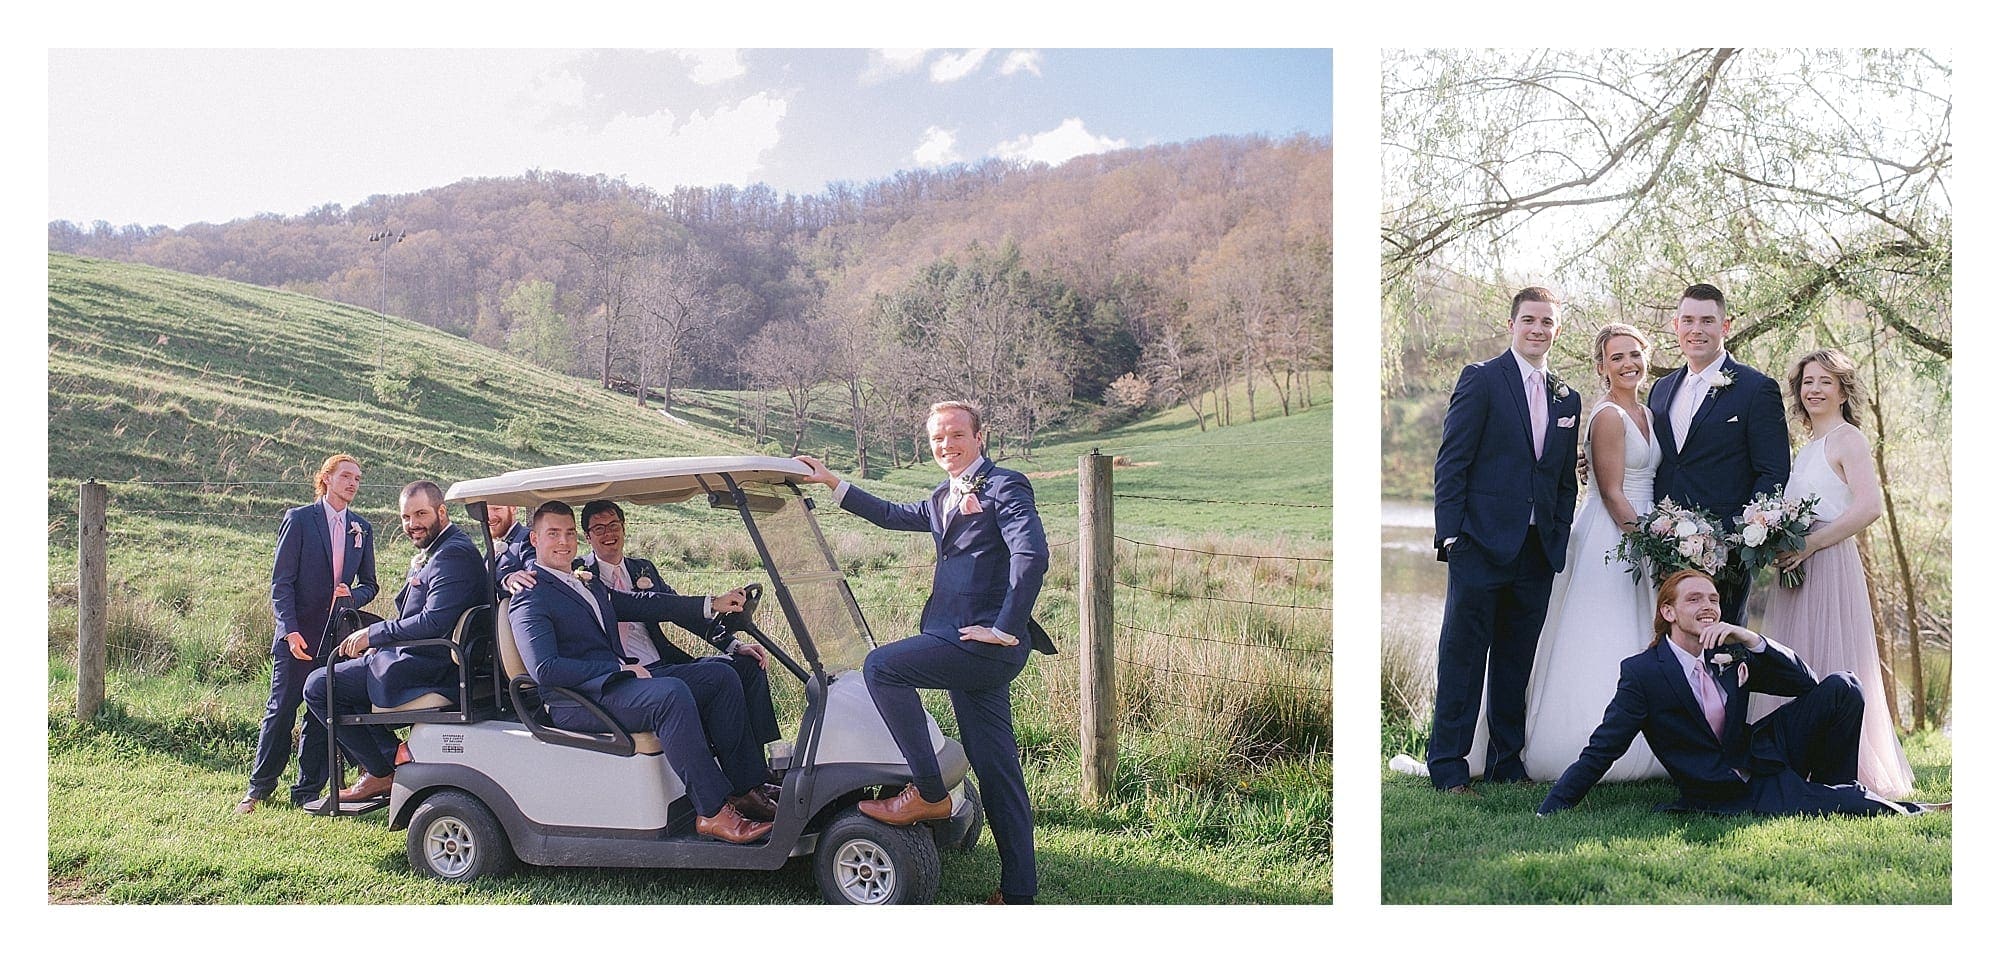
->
[1730, 489, 1819, 588]
[1613, 500, 1731, 587]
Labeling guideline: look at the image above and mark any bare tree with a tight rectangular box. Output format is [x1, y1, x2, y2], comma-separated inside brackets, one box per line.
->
[633, 244, 743, 413]
[742, 319, 826, 453]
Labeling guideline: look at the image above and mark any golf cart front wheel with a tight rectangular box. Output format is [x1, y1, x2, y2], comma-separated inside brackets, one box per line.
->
[815, 808, 940, 905]
[406, 790, 515, 883]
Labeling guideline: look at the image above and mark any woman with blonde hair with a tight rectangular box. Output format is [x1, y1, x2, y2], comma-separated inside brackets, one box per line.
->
[1753, 349, 1913, 798]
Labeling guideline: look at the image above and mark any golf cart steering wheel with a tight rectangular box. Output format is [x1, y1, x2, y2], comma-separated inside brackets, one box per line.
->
[739, 582, 762, 617]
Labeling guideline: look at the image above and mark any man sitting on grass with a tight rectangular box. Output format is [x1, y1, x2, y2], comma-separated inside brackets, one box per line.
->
[1537, 569, 1947, 818]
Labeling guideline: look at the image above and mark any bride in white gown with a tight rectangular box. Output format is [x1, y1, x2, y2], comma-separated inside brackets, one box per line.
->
[1517, 323, 1666, 781]
[1393, 323, 1666, 781]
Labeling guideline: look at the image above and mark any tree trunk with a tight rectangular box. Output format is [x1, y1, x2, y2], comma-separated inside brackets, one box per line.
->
[1866, 340, 1925, 729]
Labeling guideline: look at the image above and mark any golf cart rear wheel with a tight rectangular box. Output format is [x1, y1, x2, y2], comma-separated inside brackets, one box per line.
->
[815, 808, 940, 905]
[407, 790, 515, 883]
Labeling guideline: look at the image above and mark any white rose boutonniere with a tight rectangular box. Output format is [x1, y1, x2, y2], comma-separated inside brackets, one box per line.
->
[349, 522, 367, 547]
[636, 575, 653, 590]
[1709, 368, 1735, 395]
[409, 550, 429, 574]
[574, 568, 594, 585]
[1546, 372, 1571, 401]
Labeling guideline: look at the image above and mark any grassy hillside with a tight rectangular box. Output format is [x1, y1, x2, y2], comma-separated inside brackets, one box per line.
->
[46, 253, 1329, 903]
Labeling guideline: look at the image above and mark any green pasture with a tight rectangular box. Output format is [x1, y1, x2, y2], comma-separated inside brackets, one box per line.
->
[47, 254, 1330, 904]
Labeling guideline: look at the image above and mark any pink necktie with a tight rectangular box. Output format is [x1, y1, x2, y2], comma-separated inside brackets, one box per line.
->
[330, 512, 345, 585]
[1527, 370, 1548, 459]
[1694, 664, 1725, 739]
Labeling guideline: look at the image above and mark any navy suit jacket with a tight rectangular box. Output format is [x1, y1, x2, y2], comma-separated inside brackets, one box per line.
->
[1433, 351, 1583, 570]
[507, 563, 711, 711]
[1649, 355, 1789, 528]
[362, 522, 489, 708]
[491, 521, 534, 588]
[271, 500, 379, 650]
[839, 459, 1050, 662]
[1541, 637, 1821, 813]
[581, 553, 733, 665]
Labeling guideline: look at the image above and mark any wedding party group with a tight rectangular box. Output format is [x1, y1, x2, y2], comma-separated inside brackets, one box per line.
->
[1397, 283, 1946, 818]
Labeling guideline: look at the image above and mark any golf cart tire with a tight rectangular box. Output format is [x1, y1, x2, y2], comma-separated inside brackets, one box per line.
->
[814, 808, 940, 905]
[407, 790, 516, 883]
[939, 778, 984, 853]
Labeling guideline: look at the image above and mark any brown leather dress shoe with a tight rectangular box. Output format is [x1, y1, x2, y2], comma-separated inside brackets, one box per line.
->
[728, 787, 778, 822]
[984, 889, 1007, 904]
[695, 803, 774, 844]
[859, 784, 953, 826]
[339, 771, 394, 801]
[233, 796, 262, 815]
[1443, 784, 1480, 798]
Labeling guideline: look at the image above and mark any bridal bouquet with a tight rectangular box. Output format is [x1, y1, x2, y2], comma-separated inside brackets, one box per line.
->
[1613, 500, 1730, 586]
[1730, 489, 1819, 588]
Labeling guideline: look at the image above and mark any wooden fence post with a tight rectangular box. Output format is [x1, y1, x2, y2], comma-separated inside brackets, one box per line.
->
[77, 480, 108, 720]
[1078, 451, 1116, 803]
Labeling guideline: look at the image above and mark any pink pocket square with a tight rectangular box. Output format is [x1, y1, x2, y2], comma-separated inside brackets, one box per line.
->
[960, 494, 984, 515]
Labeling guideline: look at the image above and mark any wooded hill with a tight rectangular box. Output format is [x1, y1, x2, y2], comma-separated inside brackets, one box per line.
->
[50, 136, 1331, 471]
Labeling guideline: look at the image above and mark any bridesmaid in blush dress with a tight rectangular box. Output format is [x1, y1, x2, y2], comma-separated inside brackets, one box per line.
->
[1753, 348, 1914, 798]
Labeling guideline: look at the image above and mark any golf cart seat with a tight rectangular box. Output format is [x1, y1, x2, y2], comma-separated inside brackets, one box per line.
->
[493, 594, 661, 756]
[330, 603, 495, 727]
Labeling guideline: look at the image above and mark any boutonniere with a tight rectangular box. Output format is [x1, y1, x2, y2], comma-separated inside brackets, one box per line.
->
[635, 575, 653, 590]
[1709, 368, 1735, 394]
[951, 472, 990, 496]
[1546, 372, 1571, 401]
[574, 568, 594, 585]
[1707, 645, 1746, 671]
[409, 550, 429, 575]
[349, 522, 367, 547]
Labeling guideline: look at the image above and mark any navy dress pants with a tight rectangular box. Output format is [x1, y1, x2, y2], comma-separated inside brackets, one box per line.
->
[247, 636, 332, 803]
[644, 658, 770, 795]
[552, 673, 745, 817]
[302, 658, 402, 777]
[864, 633, 1037, 898]
[1427, 528, 1554, 789]
[1748, 672, 1908, 816]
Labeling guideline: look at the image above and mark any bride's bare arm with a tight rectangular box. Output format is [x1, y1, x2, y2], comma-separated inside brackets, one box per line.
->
[1588, 408, 1639, 529]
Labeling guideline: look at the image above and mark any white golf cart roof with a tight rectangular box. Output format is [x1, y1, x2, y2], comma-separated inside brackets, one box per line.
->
[444, 455, 813, 508]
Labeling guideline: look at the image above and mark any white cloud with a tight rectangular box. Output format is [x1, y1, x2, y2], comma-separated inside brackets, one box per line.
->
[675, 49, 746, 86]
[990, 117, 1128, 166]
[999, 50, 1043, 77]
[546, 91, 788, 188]
[862, 48, 929, 83]
[930, 48, 991, 83]
[523, 64, 590, 124]
[912, 126, 962, 168]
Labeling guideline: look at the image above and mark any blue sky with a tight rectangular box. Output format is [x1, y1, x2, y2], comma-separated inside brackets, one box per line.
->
[48, 49, 1331, 229]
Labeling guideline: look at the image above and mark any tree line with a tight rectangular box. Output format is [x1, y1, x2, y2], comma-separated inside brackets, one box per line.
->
[51, 134, 1331, 466]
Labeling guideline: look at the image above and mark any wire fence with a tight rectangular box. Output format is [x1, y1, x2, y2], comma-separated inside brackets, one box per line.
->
[57, 473, 1333, 765]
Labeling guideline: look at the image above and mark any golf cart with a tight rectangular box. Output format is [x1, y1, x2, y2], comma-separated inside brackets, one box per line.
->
[359, 456, 982, 904]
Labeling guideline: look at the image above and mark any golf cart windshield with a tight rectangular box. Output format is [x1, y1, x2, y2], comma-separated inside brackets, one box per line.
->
[722, 479, 875, 677]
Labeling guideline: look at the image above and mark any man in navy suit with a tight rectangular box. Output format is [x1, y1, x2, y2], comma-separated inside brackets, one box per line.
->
[1428, 287, 1583, 793]
[796, 399, 1052, 905]
[303, 480, 487, 801]
[488, 503, 534, 589]
[507, 501, 775, 842]
[578, 499, 781, 747]
[1648, 283, 1789, 625]
[1538, 570, 1943, 817]
[237, 454, 379, 813]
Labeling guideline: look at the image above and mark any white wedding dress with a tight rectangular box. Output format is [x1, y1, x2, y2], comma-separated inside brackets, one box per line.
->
[1394, 401, 1670, 781]
[1516, 401, 1667, 781]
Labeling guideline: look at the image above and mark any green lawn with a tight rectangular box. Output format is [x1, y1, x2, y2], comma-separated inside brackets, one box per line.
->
[1380, 729, 1952, 904]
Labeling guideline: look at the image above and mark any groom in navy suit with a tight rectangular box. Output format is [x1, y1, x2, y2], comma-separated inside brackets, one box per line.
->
[1648, 283, 1789, 625]
[1429, 287, 1582, 792]
[237, 453, 379, 813]
[795, 399, 1052, 905]
[508, 501, 775, 843]
[1538, 570, 1941, 817]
